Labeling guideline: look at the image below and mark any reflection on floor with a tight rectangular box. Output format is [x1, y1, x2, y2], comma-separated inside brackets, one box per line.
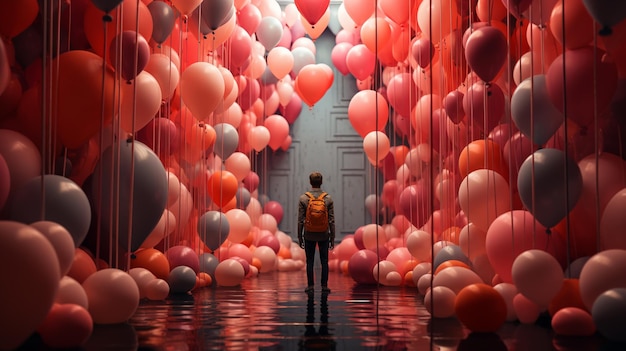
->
[18, 267, 626, 350]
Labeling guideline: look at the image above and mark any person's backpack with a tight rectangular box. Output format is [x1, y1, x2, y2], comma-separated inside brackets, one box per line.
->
[304, 192, 328, 232]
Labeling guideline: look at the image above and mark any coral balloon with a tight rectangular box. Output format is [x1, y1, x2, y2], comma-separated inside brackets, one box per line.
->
[47, 50, 116, 149]
[181, 62, 225, 121]
[348, 90, 389, 138]
[82, 268, 140, 324]
[208, 170, 239, 208]
[455, 283, 507, 332]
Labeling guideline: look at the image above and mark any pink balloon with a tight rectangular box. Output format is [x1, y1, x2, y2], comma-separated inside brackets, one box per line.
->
[412, 37, 435, 69]
[331, 42, 353, 76]
[465, 26, 508, 82]
[513, 293, 541, 324]
[226, 26, 252, 68]
[227, 242, 253, 263]
[348, 90, 389, 138]
[398, 181, 430, 228]
[81, 268, 140, 324]
[0, 222, 60, 350]
[225, 209, 252, 244]
[546, 47, 618, 127]
[463, 81, 505, 133]
[264, 114, 290, 151]
[348, 249, 379, 284]
[258, 233, 280, 254]
[237, 76, 260, 111]
[335, 28, 360, 45]
[214, 259, 245, 286]
[337, 237, 359, 262]
[486, 210, 566, 283]
[165, 245, 200, 273]
[278, 93, 302, 124]
[458, 169, 511, 232]
[243, 171, 260, 192]
[602, 189, 626, 250]
[346, 44, 376, 81]
[343, 0, 376, 25]
[263, 200, 284, 224]
[579, 249, 626, 310]
[267, 46, 294, 79]
[180, 62, 225, 120]
[120, 71, 162, 132]
[386, 72, 417, 118]
[237, 3, 261, 35]
[511, 249, 564, 308]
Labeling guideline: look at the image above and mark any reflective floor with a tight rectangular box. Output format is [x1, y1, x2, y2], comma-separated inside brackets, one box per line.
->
[18, 268, 626, 350]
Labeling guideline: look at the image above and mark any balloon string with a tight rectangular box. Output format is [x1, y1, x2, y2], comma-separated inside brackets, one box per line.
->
[39, 0, 49, 221]
[95, 13, 111, 268]
[591, 22, 601, 257]
[559, 0, 573, 268]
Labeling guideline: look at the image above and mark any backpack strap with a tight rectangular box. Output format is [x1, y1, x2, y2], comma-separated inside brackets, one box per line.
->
[305, 192, 314, 199]
[318, 192, 327, 200]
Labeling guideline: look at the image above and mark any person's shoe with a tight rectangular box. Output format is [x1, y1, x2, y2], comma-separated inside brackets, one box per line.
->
[304, 286, 314, 294]
[321, 286, 331, 294]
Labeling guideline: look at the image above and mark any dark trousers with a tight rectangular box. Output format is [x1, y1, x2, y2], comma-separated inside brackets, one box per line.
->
[304, 239, 329, 287]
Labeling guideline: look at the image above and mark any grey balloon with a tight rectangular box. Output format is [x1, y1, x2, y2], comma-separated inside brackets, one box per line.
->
[213, 123, 239, 159]
[592, 288, 626, 342]
[235, 187, 251, 209]
[168, 266, 197, 294]
[199, 253, 220, 278]
[433, 244, 472, 271]
[10, 174, 91, 247]
[91, 140, 168, 252]
[201, 0, 235, 31]
[517, 148, 582, 229]
[197, 210, 230, 250]
[148, 1, 177, 44]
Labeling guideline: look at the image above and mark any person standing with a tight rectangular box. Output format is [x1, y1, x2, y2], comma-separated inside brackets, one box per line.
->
[298, 172, 335, 294]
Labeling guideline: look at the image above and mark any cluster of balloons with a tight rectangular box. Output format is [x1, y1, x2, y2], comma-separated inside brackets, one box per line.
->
[2, 0, 626, 348]
[322, 0, 626, 343]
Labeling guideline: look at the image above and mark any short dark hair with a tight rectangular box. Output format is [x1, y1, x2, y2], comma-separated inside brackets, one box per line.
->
[309, 172, 323, 187]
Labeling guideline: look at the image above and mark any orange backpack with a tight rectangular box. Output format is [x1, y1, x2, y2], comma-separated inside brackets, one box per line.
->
[304, 192, 328, 232]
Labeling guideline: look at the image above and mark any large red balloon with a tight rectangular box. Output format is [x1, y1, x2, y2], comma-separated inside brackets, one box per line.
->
[295, 0, 330, 25]
[546, 47, 618, 127]
[465, 26, 508, 83]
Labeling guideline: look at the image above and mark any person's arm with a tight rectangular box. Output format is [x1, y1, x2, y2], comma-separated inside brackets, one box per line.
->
[297, 195, 306, 247]
[327, 196, 335, 248]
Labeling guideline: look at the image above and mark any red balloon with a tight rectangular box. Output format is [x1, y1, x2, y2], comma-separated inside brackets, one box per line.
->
[109, 31, 151, 81]
[465, 26, 508, 83]
[37, 303, 93, 349]
[455, 283, 507, 332]
[463, 82, 506, 133]
[263, 200, 284, 224]
[295, 0, 330, 25]
[208, 170, 238, 208]
[546, 47, 618, 127]
[348, 249, 379, 284]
